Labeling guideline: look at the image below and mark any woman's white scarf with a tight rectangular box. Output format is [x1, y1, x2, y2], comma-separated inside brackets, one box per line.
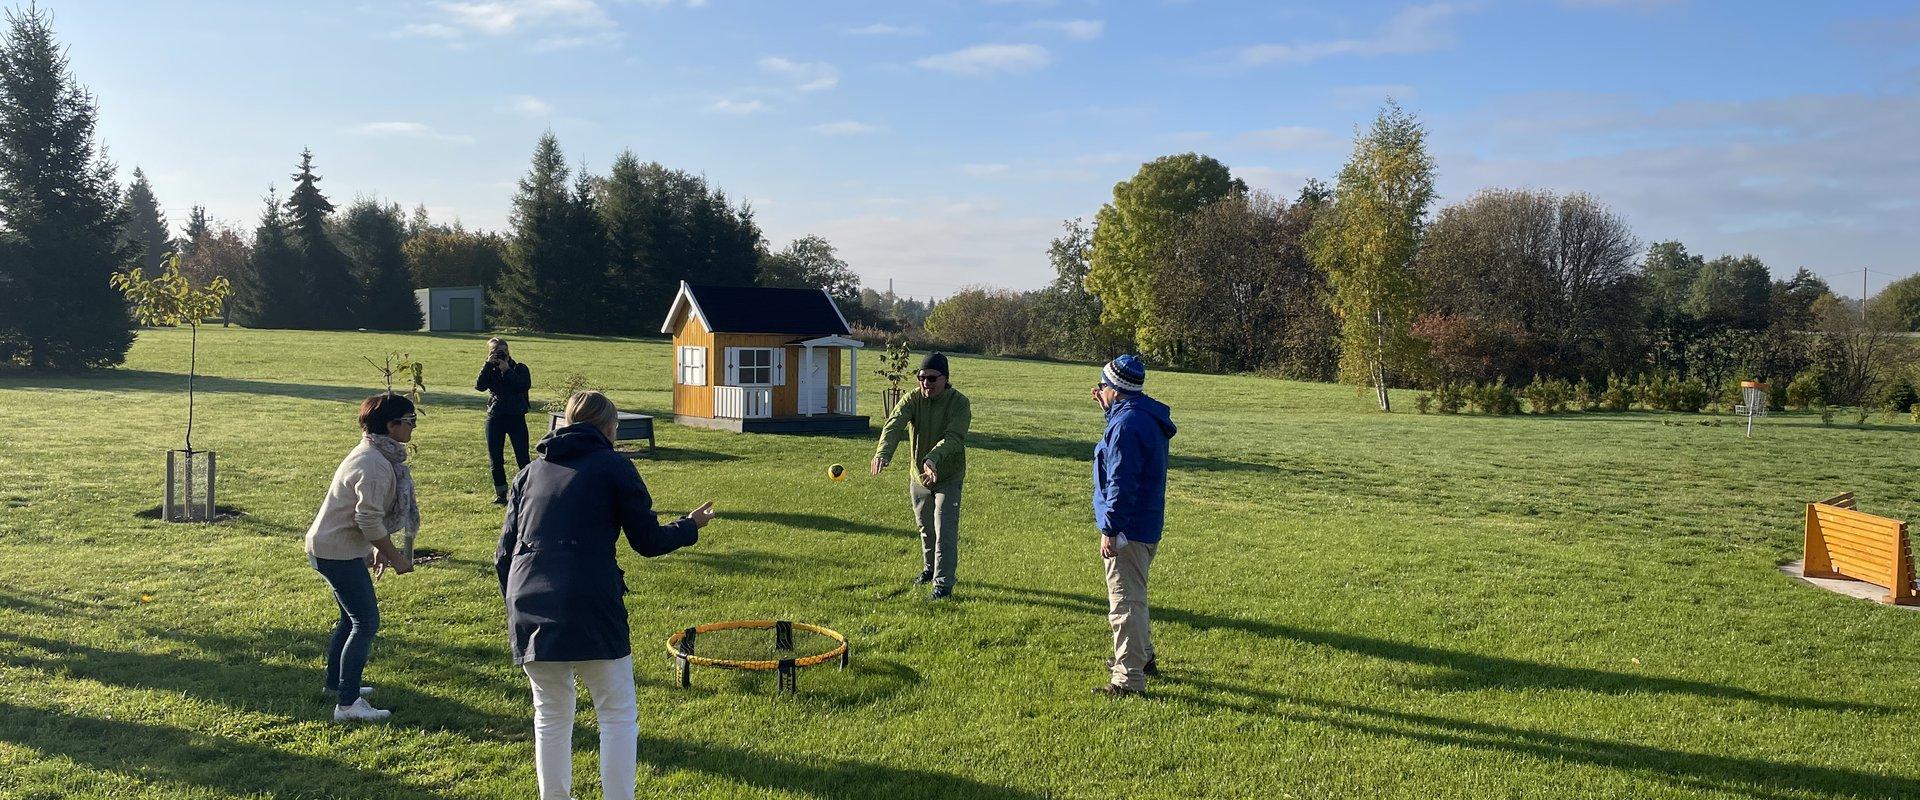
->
[365, 433, 421, 556]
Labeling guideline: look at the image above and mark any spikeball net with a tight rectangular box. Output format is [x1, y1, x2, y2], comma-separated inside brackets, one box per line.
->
[666, 620, 849, 694]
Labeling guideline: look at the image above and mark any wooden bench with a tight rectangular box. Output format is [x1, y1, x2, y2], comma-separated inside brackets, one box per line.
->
[549, 411, 655, 452]
[1804, 492, 1916, 605]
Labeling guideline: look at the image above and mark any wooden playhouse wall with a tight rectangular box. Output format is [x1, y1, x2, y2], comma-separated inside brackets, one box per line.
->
[673, 319, 842, 419]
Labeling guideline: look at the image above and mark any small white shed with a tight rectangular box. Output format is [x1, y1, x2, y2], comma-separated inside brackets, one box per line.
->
[415, 286, 485, 332]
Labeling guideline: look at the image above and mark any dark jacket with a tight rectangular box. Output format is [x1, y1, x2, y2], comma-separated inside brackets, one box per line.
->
[495, 423, 698, 664]
[1093, 393, 1177, 544]
[475, 360, 532, 417]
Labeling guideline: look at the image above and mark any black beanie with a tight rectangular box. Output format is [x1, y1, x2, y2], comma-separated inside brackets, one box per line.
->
[919, 352, 949, 377]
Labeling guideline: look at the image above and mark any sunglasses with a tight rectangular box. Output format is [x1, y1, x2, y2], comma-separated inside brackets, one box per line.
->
[396, 415, 418, 427]
[915, 373, 943, 383]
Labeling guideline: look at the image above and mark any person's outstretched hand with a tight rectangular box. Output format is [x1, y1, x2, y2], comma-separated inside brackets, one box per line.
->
[688, 501, 717, 528]
[920, 460, 937, 486]
[870, 456, 888, 476]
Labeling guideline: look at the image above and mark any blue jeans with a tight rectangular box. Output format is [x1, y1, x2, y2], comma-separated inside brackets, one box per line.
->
[313, 555, 380, 706]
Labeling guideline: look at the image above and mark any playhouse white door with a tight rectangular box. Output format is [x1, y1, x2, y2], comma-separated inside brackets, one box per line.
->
[800, 353, 828, 415]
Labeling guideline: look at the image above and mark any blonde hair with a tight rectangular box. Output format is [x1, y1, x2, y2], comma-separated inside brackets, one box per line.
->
[486, 337, 510, 357]
[564, 390, 618, 431]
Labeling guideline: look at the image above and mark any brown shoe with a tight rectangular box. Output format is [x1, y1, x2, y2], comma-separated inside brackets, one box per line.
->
[1091, 683, 1143, 698]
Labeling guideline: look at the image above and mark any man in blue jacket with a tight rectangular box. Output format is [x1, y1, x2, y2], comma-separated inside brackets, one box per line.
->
[1090, 354, 1175, 697]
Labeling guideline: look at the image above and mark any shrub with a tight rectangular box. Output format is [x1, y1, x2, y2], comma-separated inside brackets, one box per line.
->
[1667, 378, 1710, 413]
[1601, 373, 1632, 412]
[1471, 377, 1521, 415]
[1879, 374, 1918, 414]
[1573, 380, 1597, 412]
[1786, 368, 1826, 410]
[1768, 381, 1788, 411]
[1435, 381, 1467, 414]
[1415, 393, 1432, 414]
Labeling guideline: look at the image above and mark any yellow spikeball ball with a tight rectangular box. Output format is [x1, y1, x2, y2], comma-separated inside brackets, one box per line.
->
[828, 463, 847, 481]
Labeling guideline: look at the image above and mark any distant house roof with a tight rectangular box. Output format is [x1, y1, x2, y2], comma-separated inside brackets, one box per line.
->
[661, 281, 853, 336]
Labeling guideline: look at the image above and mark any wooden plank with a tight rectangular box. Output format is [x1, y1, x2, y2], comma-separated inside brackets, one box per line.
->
[1827, 555, 1894, 587]
[1821, 536, 1897, 565]
[1816, 514, 1903, 537]
[1818, 492, 1856, 509]
[1818, 519, 1903, 546]
[1816, 506, 1904, 529]
[1805, 504, 1832, 575]
[1822, 532, 1897, 559]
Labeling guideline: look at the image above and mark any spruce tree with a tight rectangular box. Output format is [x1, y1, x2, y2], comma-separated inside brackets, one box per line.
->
[600, 151, 659, 334]
[285, 148, 356, 328]
[562, 165, 614, 332]
[492, 133, 573, 330]
[234, 188, 303, 328]
[181, 204, 209, 259]
[123, 167, 171, 278]
[0, 6, 133, 368]
[339, 199, 421, 330]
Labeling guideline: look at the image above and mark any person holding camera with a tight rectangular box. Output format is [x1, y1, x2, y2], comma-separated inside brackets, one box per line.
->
[475, 337, 533, 504]
[305, 393, 419, 722]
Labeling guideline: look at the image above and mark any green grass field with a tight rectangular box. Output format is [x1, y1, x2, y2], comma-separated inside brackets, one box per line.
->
[2, 326, 1918, 799]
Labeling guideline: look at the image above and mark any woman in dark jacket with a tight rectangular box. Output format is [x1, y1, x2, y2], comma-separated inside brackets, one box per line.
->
[475, 337, 533, 504]
[495, 390, 716, 800]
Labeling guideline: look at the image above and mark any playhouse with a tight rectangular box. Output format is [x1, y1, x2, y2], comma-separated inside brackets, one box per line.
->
[661, 281, 870, 433]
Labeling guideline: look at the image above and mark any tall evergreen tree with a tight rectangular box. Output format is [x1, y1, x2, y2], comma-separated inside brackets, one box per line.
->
[0, 6, 133, 368]
[122, 167, 171, 278]
[339, 199, 421, 330]
[180, 204, 209, 258]
[285, 148, 355, 328]
[1308, 101, 1436, 411]
[563, 166, 614, 332]
[234, 188, 303, 328]
[600, 151, 659, 332]
[492, 133, 575, 330]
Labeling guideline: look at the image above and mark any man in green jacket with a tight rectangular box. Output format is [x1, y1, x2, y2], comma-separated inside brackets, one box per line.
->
[872, 352, 971, 600]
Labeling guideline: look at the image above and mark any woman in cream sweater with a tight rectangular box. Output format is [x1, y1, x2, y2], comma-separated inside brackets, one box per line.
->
[305, 393, 419, 722]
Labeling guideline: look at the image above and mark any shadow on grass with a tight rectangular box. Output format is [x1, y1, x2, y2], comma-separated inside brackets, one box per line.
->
[1158, 674, 1920, 798]
[625, 445, 740, 463]
[969, 582, 1893, 715]
[0, 369, 492, 410]
[672, 549, 809, 576]
[0, 626, 1031, 799]
[720, 510, 908, 538]
[971, 431, 1282, 474]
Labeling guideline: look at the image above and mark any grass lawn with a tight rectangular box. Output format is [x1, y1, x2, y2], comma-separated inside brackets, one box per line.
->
[2, 325, 1919, 799]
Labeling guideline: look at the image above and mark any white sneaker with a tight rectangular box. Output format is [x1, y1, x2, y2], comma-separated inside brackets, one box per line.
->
[332, 698, 391, 722]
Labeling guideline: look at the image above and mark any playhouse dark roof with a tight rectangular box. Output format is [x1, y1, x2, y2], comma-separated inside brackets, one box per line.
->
[676, 283, 852, 335]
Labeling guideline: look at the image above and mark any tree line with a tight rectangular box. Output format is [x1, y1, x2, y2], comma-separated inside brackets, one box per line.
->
[921, 102, 1918, 414]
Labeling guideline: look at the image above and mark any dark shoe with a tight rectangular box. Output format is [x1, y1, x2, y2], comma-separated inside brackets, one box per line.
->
[492, 492, 507, 505]
[1091, 683, 1143, 698]
[928, 586, 953, 600]
[913, 570, 934, 586]
[1106, 657, 1160, 676]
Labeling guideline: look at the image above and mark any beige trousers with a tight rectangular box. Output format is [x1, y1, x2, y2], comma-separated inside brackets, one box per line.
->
[1104, 540, 1157, 689]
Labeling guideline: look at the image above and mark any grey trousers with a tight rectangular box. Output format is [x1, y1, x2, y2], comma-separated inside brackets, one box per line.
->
[1105, 540, 1157, 689]
[910, 479, 962, 589]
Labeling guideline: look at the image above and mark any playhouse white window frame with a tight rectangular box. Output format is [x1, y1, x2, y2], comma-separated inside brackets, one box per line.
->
[676, 346, 707, 386]
[726, 347, 784, 387]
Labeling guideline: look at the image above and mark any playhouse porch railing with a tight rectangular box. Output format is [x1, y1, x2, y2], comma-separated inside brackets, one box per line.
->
[833, 385, 856, 415]
[715, 385, 773, 419]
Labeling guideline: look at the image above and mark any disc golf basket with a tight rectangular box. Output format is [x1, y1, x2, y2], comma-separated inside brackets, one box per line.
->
[667, 620, 849, 694]
[1734, 380, 1768, 438]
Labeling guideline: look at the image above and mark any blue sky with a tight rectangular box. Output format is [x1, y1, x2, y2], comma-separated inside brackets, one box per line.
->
[52, 0, 1920, 298]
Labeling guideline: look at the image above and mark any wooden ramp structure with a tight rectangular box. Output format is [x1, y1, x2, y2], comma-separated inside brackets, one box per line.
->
[1803, 492, 1917, 605]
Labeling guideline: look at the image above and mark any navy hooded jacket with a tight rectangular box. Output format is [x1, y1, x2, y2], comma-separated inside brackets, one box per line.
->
[495, 422, 698, 664]
[1093, 393, 1177, 543]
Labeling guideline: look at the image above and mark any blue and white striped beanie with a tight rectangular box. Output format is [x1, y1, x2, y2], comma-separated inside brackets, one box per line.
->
[1103, 354, 1146, 394]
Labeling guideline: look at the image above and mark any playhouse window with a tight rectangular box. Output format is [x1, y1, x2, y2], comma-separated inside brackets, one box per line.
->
[736, 348, 774, 385]
[677, 346, 706, 386]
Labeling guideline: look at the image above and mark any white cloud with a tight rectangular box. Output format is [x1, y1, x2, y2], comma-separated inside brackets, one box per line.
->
[1029, 19, 1104, 40]
[498, 95, 553, 117]
[405, 0, 617, 47]
[351, 121, 476, 143]
[1239, 3, 1466, 65]
[1239, 125, 1344, 151]
[809, 120, 884, 135]
[709, 98, 767, 115]
[846, 22, 925, 36]
[917, 43, 1052, 76]
[759, 56, 839, 92]
[785, 200, 1061, 292]
[961, 163, 1010, 176]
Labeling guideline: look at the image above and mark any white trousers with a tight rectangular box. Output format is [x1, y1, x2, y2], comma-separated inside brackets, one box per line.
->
[522, 655, 638, 800]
